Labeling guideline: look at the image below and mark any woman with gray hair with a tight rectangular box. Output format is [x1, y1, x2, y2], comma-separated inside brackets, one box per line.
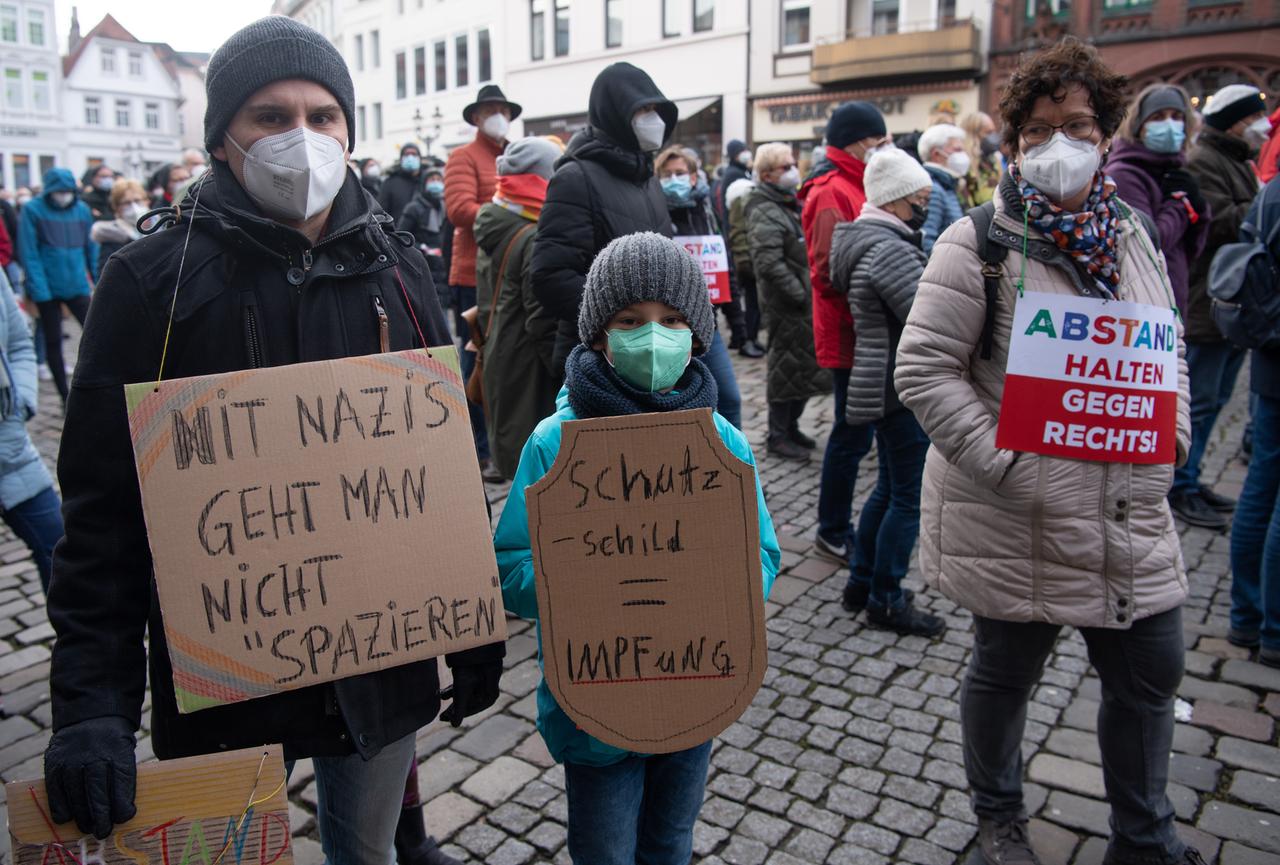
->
[746, 142, 830, 461]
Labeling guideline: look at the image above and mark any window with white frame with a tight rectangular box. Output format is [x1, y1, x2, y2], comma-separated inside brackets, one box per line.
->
[456, 33, 468, 87]
[128, 50, 143, 76]
[605, 0, 622, 46]
[554, 0, 570, 56]
[358, 105, 367, 141]
[530, 0, 546, 61]
[662, 0, 679, 37]
[26, 7, 43, 46]
[872, 0, 898, 34]
[781, 0, 810, 48]
[373, 103, 383, 139]
[434, 40, 446, 91]
[371, 30, 381, 68]
[116, 99, 130, 127]
[31, 70, 49, 112]
[414, 46, 426, 95]
[3, 68, 21, 109]
[0, 5, 17, 43]
[84, 95, 101, 125]
[145, 101, 160, 130]
[693, 0, 714, 32]
[478, 29, 491, 82]
[394, 50, 406, 98]
[101, 47, 116, 73]
[354, 34, 364, 71]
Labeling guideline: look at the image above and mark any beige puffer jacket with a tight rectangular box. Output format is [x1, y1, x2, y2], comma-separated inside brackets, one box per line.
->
[895, 180, 1191, 630]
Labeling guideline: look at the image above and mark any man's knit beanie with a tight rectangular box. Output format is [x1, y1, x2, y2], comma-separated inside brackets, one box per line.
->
[826, 101, 887, 150]
[204, 16, 356, 153]
[578, 232, 714, 354]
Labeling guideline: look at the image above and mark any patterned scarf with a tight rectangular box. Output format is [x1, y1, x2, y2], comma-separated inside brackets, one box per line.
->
[564, 345, 718, 419]
[492, 174, 549, 220]
[1012, 163, 1122, 298]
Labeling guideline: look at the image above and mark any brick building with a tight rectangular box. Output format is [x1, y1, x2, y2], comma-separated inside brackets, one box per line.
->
[985, 0, 1280, 112]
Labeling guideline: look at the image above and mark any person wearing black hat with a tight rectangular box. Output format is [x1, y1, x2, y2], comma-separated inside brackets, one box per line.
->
[530, 61, 678, 373]
[445, 83, 520, 481]
[798, 100, 890, 575]
[41, 16, 504, 863]
[379, 142, 424, 222]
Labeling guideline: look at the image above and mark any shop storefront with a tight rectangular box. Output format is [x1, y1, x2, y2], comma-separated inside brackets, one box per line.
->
[750, 83, 979, 171]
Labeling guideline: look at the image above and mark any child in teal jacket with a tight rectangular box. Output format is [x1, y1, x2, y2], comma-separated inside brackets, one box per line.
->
[494, 232, 780, 865]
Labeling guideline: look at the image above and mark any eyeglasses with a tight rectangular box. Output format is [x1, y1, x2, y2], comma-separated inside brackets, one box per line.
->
[1019, 115, 1099, 147]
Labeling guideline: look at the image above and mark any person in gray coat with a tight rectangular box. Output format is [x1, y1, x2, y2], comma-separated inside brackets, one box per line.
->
[830, 148, 943, 638]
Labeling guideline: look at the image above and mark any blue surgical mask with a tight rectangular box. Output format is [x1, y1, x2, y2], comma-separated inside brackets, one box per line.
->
[425, 180, 444, 195]
[401, 154, 421, 172]
[1142, 119, 1186, 154]
[661, 174, 692, 204]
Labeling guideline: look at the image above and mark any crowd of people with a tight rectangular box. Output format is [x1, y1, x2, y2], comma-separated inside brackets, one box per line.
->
[0, 11, 1273, 865]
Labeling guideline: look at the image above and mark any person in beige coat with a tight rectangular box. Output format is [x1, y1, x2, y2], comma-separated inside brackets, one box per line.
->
[895, 38, 1202, 865]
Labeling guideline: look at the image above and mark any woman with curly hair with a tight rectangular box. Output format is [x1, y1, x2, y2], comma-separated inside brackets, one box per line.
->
[895, 38, 1202, 865]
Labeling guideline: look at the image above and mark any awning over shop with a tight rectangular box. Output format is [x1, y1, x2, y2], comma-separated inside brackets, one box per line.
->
[672, 95, 720, 122]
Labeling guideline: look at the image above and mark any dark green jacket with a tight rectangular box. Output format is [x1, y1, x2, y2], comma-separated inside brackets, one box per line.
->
[745, 183, 830, 402]
[475, 202, 559, 479]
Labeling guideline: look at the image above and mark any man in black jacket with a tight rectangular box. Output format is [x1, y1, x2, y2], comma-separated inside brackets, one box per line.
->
[42, 17, 503, 862]
[530, 62, 677, 372]
[380, 143, 423, 223]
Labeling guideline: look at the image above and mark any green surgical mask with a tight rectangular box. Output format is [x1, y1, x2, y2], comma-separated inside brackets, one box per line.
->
[606, 322, 693, 392]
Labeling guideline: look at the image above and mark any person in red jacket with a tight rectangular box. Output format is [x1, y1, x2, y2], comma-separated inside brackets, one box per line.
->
[800, 101, 891, 583]
[445, 84, 519, 482]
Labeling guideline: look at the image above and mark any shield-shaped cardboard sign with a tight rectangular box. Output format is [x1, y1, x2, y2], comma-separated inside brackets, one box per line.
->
[528, 408, 767, 753]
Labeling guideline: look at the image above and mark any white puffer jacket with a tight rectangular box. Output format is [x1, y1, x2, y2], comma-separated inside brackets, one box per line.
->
[894, 180, 1191, 629]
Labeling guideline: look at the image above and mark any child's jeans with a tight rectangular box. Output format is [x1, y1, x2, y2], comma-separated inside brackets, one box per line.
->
[564, 741, 712, 865]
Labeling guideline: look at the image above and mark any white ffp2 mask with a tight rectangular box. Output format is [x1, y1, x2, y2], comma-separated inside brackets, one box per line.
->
[226, 126, 347, 221]
[631, 110, 667, 152]
[1018, 132, 1101, 203]
[482, 113, 510, 140]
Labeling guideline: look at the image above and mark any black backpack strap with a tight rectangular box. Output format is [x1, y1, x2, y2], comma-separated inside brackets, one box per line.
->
[969, 201, 1005, 361]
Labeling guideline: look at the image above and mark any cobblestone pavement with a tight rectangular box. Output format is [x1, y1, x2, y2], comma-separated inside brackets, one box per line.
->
[1, 328, 1278, 865]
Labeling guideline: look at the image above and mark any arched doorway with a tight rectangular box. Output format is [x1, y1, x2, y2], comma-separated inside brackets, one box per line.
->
[1131, 57, 1278, 113]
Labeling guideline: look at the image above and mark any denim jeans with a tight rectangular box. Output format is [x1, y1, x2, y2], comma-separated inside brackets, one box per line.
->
[1173, 341, 1245, 493]
[564, 741, 712, 865]
[962, 608, 1186, 862]
[1230, 392, 1280, 650]
[449, 284, 490, 462]
[702, 329, 741, 429]
[306, 732, 417, 865]
[36, 296, 90, 402]
[817, 368, 874, 548]
[3, 486, 63, 593]
[848, 410, 929, 609]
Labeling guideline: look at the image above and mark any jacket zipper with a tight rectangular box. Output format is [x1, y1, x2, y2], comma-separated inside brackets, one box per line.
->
[373, 295, 390, 354]
[244, 303, 265, 369]
[302, 248, 313, 272]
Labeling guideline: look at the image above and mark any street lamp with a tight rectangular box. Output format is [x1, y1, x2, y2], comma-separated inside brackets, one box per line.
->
[413, 106, 444, 157]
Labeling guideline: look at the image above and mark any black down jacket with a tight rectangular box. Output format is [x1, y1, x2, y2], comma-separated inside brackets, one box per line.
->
[745, 182, 830, 403]
[830, 215, 927, 425]
[48, 161, 503, 763]
[531, 62, 676, 370]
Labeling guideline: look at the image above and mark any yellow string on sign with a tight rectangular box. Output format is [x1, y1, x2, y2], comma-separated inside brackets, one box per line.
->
[153, 174, 208, 391]
[211, 750, 288, 865]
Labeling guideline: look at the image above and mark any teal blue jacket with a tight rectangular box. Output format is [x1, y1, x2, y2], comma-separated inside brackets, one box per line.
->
[495, 389, 781, 767]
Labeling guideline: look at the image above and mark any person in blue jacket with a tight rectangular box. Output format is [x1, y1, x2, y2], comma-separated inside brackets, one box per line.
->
[494, 231, 781, 865]
[16, 167, 97, 403]
[0, 267, 62, 594]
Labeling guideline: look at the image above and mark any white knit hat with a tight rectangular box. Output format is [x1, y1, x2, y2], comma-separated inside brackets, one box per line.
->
[864, 148, 932, 207]
[1202, 84, 1267, 131]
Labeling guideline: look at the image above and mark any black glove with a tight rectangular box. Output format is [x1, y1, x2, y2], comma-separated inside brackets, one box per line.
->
[44, 716, 137, 839]
[1161, 169, 1206, 215]
[439, 660, 503, 727]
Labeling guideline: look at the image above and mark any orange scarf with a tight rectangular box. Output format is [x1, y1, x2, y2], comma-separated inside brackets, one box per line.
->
[492, 174, 549, 220]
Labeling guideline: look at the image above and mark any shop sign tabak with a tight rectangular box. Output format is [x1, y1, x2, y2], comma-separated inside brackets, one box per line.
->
[528, 409, 767, 753]
[126, 347, 505, 713]
[996, 292, 1179, 464]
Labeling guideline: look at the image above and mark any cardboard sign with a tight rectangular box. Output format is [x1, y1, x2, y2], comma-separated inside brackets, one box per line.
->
[996, 292, 1179, 464]
[126, 348, 506, 713]
[675, 235, 732, 304]
[7, 745, 292, 865]
[527, 408, 767, 753]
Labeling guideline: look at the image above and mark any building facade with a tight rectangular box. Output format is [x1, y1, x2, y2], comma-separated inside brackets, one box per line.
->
[0, 0, 66, 190]
[987, 0, 1279, 112]
[747, 0, 994, 171]
[500, 0, 750, 170]
[61, 14, 183, 182]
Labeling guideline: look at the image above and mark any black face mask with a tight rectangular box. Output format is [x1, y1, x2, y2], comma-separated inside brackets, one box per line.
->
[906, 202, 928, 231]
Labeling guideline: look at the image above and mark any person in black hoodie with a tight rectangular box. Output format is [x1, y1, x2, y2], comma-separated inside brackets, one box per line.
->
[531, 61, 677, 373]
[41, 17, 503, 862]
[379, 143, 423, 222]
[398, 165, 449, 307]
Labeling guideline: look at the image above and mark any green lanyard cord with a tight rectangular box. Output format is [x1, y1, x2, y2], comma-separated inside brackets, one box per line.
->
[1119, 200, 1181, 320]
[1017, 202, 1028, 297]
